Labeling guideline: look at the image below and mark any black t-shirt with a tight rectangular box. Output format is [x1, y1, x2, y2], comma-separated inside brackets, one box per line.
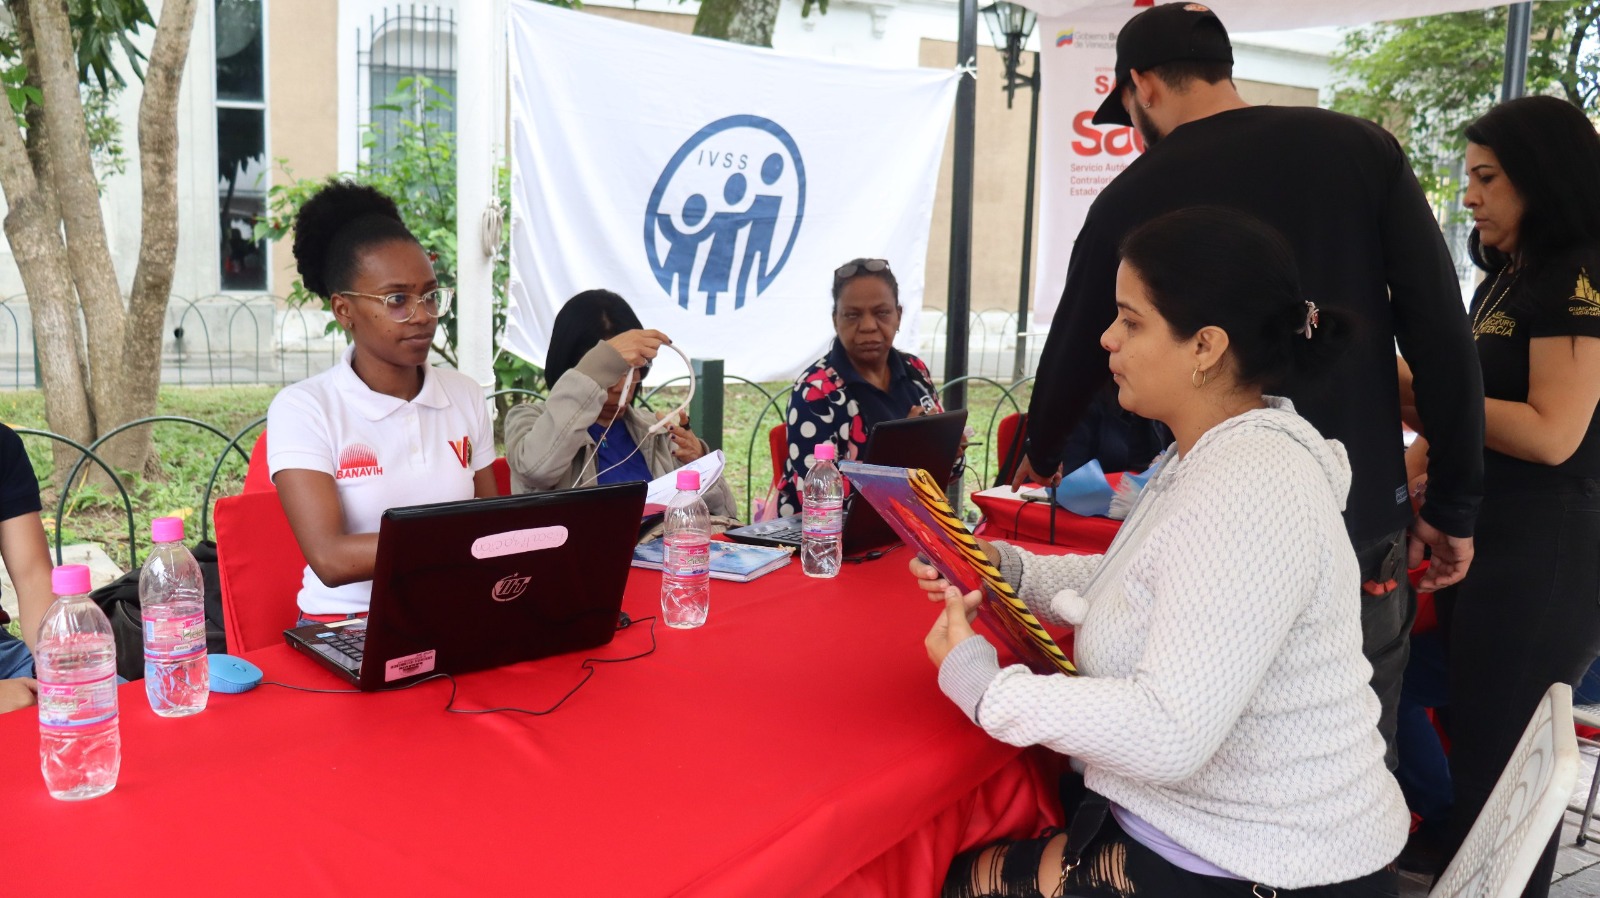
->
[1472, 249, 1600, 485]
[1024, 105, 1485, 543]
[0, 423, 42, 626]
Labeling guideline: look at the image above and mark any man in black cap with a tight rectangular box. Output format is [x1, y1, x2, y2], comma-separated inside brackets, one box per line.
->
[1019, 2, 1483, 775]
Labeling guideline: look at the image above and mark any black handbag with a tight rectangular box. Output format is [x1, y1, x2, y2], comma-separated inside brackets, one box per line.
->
[90, 540, 228, 682]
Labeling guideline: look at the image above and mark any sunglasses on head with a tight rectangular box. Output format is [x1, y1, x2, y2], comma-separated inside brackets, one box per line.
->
[834, 259, 891, 281]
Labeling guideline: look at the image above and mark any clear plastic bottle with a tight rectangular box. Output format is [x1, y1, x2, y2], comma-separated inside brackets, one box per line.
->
[660, 469, 711, 629]
[35, 564, 120, 800]
[140, 516, 209, 717]
[802, 442, 845, 578]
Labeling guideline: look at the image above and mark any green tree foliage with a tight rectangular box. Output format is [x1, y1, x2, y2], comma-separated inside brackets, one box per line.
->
[1331, 2, 1600, 203]
[254, 77, 541, 404]
[0, 0, 155, 89]
[0, 0, 141, 187]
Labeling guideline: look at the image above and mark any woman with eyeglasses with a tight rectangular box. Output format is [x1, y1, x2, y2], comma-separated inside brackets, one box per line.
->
[775, 258, 942, 517]
[266, 180, 499, 618]
[503, 289, 737, 519]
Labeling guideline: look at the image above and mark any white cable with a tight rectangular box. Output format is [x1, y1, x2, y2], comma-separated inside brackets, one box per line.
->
[579, 343, 699, 488]
[645, 343, 696, 437]
[481, 196, 505, 258]
[575, 367, 633, 488]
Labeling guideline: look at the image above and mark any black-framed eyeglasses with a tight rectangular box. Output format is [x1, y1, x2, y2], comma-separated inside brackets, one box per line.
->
[834, 258, 891, 281]
[340, 287, 454, 323]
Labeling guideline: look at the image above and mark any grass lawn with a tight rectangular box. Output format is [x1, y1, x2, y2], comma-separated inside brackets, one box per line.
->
[0, 379, 1030, 571]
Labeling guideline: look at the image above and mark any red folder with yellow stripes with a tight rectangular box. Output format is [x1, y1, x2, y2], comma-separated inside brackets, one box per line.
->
[840, 461, 1076, 676]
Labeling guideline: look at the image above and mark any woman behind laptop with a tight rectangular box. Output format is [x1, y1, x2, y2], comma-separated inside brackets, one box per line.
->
[503, 289, 736, 518]
[268, 180, 498, 619]
[776, 258, 942, 517]
[911, 208, 1407, 896]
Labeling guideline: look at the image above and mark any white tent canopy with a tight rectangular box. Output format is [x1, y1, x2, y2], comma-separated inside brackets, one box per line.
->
[1012, 0, 1511, 31]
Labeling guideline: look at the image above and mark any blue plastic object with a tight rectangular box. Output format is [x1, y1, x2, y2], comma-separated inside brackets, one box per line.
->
[208, 653, 263, 694]
[1053, 460, 1116, 517]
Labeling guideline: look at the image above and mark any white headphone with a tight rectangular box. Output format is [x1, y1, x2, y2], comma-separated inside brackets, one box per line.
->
[577, 341, 699, 487]
[645, 342, 696, 435]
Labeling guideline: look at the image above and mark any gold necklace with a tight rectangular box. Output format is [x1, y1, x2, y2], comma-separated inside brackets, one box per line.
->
[1471, 264, 1517, 339]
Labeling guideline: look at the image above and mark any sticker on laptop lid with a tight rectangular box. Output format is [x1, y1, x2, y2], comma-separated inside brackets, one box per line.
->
[471, 525, 569, 559]
[384, 649, 436, 682]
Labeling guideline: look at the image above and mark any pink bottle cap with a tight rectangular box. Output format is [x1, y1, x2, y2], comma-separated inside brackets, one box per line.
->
[676, 470, 701, 491]
[151, 516, 185, 543]
[52, 564, 90, 596]
[814, 443, 836, 461]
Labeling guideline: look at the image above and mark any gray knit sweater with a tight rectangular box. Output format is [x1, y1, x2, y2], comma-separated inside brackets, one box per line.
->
[939, 399, 1408, 888]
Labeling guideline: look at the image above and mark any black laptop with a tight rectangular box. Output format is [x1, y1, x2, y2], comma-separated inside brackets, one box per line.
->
[284, 481, 645, 690]
[725, 408, 968, 556]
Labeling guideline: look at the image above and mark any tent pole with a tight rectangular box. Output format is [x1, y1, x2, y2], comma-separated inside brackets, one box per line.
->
[457, 0, 503, 395]
[1501, 2, 1532, 100]
[945, 0, 977, 413]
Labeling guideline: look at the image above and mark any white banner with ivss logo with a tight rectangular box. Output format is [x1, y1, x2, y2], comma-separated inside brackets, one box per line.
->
[506, 0, 959, 383]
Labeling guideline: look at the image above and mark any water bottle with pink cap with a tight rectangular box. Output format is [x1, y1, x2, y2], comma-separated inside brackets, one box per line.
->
[801, 442, 845, 578]
[140, 516, 209, 716]
[660, 469, 711, 628]
[35, 563, 120, 800]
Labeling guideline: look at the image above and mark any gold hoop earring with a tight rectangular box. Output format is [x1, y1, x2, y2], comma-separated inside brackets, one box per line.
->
[1191, 365, 1210, 389]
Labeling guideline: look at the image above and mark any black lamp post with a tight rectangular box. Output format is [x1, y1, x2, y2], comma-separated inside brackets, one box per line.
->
[981, 1, 1040, 382]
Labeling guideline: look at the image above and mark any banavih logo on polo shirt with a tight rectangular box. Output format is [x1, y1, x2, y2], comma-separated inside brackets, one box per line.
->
[336, 443, 383, 480]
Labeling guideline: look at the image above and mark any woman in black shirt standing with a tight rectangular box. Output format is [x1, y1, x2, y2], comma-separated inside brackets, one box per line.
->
[1432, 96, 1600, 893]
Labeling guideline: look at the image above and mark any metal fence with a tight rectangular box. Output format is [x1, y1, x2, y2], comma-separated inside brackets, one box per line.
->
[916, 307, 1046, 382]
[0, 298, 1044, 391]
[10, 374, 1034, 567]
[0, 295, 351, 390]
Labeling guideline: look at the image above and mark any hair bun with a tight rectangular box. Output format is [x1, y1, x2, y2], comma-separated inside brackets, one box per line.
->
[292, 179, 409, 299]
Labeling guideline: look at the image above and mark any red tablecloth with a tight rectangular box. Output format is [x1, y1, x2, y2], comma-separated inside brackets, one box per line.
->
[0, 546, 1067, 896]
[972, 484, 1123, 555]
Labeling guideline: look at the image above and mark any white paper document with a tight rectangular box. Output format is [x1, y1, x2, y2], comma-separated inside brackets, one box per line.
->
[646, 450, 726, 506]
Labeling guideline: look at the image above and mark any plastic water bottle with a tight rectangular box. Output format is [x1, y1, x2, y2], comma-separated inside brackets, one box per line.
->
[140, 516, 209, 716]
[660, 470, 711, 629]
[802, 443, 845, 578]
[35, 564, 120, 800]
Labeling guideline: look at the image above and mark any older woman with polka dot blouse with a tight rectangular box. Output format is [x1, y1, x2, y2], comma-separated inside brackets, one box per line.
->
[776, 258, 941, 517]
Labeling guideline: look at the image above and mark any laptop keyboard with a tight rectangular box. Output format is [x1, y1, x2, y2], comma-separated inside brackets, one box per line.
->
[310, 627, 366, 670]
[760, 523, 803, 542]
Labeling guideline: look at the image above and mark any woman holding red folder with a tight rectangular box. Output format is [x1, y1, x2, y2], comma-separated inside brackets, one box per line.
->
[910, 208, 1406, 897]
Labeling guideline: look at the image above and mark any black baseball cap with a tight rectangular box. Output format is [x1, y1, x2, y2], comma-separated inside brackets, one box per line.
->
[1091, 3, 1234, 127]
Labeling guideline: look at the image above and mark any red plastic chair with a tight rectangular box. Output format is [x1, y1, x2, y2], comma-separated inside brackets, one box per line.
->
[491, 457, 511, 496]
[994, 413, 1027, 487]
[767, 423, 786, 486]
[242, 430, 274, 493]
[214, 490, 307, 654]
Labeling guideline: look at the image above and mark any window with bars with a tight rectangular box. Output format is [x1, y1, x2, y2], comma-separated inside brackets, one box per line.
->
[357, 5, 457, 163]
[215, 0, 268, 292]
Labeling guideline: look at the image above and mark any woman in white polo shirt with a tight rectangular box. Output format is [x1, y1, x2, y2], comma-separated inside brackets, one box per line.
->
[267, 181, 498, 618]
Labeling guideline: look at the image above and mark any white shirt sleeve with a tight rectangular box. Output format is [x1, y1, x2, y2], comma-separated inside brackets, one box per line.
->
[266, 385, 337, 477]
[469, 384, 495, 473]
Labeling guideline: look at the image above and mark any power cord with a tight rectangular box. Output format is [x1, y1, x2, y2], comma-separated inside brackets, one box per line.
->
[262, 615, 658, 716]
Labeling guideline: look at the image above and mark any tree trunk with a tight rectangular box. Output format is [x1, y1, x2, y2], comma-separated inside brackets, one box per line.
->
[27, 0, 136, 472]
[12, 0, 90, 475]
[693, 0, 782, 47]
[124, 0, 198, 446]
[0, 93, 93, 467]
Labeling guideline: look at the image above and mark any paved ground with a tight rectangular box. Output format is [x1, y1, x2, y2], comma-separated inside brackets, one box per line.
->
[1400, 740, 1600, 896]
[0, 543, 124, 622]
